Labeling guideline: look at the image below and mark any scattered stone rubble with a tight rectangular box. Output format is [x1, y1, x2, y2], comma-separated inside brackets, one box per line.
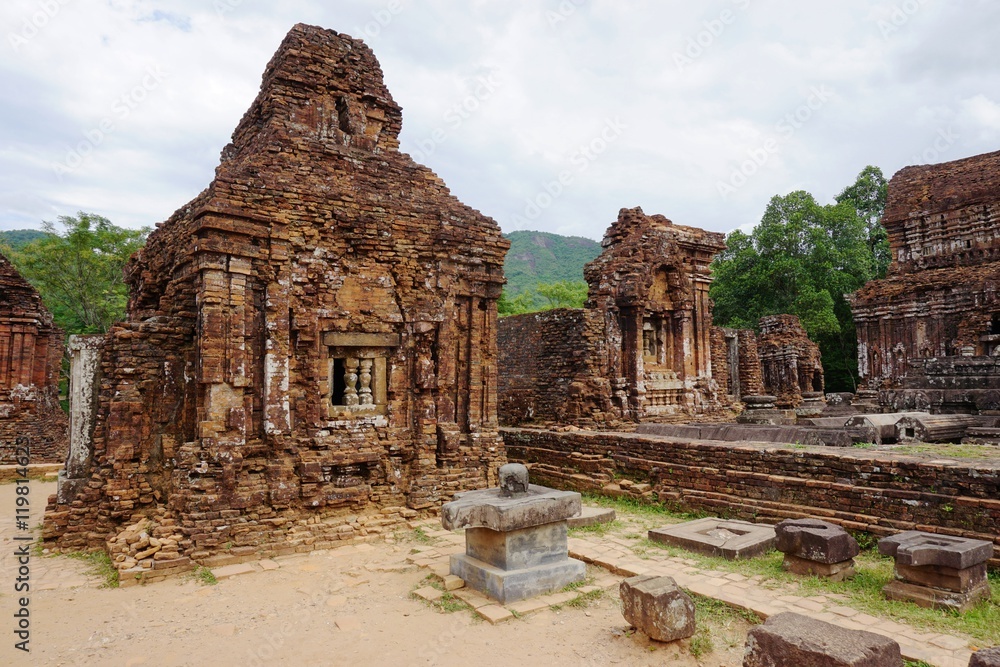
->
[0, 251, 68, 464]
[743, 612, 903, 667]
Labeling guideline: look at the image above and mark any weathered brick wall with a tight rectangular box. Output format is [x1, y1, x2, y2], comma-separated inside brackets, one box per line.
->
[710, 327, 730, 396]
[44, 24, 508, 572]
[757, 315, 824, 408]
[850, 149, 1000, 399]
[882, 150, 1000, 275]
[503, 428, 1000, 566]
[0, 252, 68, 464]
[497, 308, 619, 426]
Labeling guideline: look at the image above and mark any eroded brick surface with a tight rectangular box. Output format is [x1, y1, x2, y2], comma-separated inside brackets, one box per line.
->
[0, 251, 67, 463]
[757, 315, 824, 409]
[850, 150, 1000, 412]
[43, 24, 508, 566]
[498, 208, 736, 426]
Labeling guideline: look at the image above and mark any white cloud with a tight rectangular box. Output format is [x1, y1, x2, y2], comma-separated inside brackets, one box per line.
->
[2, 1, 999, 241]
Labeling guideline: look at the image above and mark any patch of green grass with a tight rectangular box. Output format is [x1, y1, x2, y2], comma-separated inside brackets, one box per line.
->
[191, 566, 217, 586]
[692, 592, 762, 626]
[889, 443, 1000, 461]
[852, 442, 878, 449]
[580, 492, 709, 523]
[904, 661, 934, 667]
[410, 527, 434, 545]
[65, 550, 118, 589]
[566, 589, 604, 608]
[436, 593, 469, 613]
[561, 572, 598, 592]
[568, 519, 624, 538]
[688, 632, 713, 658]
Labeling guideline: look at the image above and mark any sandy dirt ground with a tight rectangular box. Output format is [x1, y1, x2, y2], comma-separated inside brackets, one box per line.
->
[1, 481, 751, 667]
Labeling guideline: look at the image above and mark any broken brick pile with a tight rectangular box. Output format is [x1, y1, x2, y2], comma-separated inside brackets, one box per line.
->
[43, 23, 508, 576]
[0, 251, 67, 464]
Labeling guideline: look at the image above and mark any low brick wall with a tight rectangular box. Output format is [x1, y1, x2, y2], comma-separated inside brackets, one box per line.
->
[502, 427, 1000, 566]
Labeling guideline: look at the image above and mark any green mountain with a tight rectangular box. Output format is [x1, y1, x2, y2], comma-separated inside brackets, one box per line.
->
[0, 229, 50, 250]
[503, 230, 602, 296]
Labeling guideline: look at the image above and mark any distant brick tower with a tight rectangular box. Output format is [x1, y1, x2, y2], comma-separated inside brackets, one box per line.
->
[0, 251, 68, 463]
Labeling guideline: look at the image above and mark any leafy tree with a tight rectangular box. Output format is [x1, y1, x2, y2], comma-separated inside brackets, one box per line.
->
[498, 280, 589, 317]
[710, 169, 886, 392]
[498, 288, 535, 316]
[836, 165, 889, 278]
[6, 213, 148, 335]
[535, 280, 588, 309]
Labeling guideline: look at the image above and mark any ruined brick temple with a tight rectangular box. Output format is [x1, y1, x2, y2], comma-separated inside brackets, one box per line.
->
[0, 251, 67, 464]
[850, 149, 1000, 413]
[756, 315, 824, 409]
[498, 208, 731, 425]
[44, 24, 509, 569]
[498, 209, 827, 426]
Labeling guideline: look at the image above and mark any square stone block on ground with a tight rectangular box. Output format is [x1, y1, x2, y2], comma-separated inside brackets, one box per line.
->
[649, 518, 776, 560]
[971, 647, 1000, 667]
[619, 575, 696, 643]
[744, 612, 902, 667]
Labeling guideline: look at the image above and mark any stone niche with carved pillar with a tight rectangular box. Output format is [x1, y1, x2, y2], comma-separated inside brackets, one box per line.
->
[43, 24, 509, 568]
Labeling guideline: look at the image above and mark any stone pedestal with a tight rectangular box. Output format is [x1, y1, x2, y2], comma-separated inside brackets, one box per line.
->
[878, 531, 993, 612]
[441, 465, 586, 604]
[737, 395, 788, 425]
[775, 518, 859, 582]
[795, 391, 826, 419]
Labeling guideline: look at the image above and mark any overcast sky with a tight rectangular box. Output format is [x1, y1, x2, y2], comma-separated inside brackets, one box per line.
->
[2, 1, 999, 241]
